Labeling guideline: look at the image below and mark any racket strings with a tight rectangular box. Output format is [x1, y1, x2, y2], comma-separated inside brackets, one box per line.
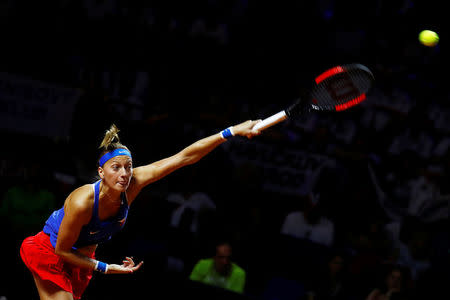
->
[311, 66, 373, 111]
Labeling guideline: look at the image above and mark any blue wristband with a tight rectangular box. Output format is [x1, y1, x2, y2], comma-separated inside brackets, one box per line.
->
[95, 261, 108, 273]
[221, 127, 234, 140]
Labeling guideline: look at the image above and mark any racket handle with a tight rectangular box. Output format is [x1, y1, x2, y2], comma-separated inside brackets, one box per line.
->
[253, 110, 288, 131]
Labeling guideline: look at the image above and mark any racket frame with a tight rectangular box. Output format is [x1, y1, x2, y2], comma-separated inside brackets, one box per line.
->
[252, 63, 373, 132]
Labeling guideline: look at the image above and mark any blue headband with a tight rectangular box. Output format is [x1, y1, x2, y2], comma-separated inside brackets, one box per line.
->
[99, 148, 132, 167]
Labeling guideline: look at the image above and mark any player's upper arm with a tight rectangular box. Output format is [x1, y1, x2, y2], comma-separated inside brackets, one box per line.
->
[128, 153, 187, 198]
[127, 133, 225, 203]
[55, 186, 92, 255]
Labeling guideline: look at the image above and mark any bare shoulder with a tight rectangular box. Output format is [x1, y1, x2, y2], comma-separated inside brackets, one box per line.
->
[64, 184, 95, 216]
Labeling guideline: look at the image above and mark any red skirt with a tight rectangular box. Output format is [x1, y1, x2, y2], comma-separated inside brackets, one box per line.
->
[20, 231, 94, 299]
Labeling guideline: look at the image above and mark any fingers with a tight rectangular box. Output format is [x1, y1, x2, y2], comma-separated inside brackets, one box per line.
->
[108, 260, 143, 274]
[122, 256, 134, 267]
[244, 120, 262, 135]
[232, 119, 262, 138]
[116, 256, 144, 274]
[126, 261, 144, 273]
[249, 120, 262, 138]
[132, 261, 144, 271]
[124, 257, 143, 272]
[251, 120, 261, 130]
[124, 256, 134, 263]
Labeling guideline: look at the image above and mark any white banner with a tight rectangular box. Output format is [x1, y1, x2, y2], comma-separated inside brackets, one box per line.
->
[0, 72, 81, 138]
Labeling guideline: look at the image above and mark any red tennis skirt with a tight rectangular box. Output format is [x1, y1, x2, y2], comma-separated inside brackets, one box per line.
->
[20, 231, 95, 299]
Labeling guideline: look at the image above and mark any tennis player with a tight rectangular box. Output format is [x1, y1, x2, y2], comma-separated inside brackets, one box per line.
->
[20, 120, 261, 300]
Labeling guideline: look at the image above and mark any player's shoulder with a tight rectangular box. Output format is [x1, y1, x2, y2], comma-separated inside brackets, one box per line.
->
[65, 183, 95, 213]
[72, 183, 95, 198]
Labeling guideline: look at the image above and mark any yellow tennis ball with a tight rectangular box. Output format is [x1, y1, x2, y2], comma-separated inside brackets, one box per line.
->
[419, 30, 439, 47]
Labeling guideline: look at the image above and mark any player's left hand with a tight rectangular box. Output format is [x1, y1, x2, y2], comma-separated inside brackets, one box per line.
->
[107, 257, 144, 274]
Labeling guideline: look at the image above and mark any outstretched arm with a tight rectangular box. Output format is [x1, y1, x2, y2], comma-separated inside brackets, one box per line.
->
[127, 120, 261, 202]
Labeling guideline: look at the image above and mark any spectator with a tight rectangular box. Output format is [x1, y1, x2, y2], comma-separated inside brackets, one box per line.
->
[368, 153, 445, 225]
[385, 216, 432, 281]
[281, 193, 335, 247]
[344, 216, 394, 298]
[305, 250, 353, 300]
[169, 191, 216, 236]
[365, 264, 411, 300]
[165, 189, 217, 276]
[189, 240, 246, 294]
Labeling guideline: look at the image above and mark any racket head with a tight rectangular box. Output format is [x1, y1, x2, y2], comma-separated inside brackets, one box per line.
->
[308, 63, 374, 112]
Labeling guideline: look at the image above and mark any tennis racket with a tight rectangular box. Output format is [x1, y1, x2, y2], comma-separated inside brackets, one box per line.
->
[253, 63, 375, 131]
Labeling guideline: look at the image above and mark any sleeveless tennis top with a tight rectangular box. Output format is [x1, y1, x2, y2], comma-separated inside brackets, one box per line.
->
[43, 180, 129, 249]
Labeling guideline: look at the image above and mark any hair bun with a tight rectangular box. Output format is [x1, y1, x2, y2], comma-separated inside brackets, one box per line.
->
[99, 124, 121, 150]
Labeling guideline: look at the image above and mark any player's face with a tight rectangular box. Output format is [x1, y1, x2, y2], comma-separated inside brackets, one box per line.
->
[99, 155, 133, 191]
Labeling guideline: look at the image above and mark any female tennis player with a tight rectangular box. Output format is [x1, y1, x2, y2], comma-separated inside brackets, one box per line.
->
[20, 120, 261, 300]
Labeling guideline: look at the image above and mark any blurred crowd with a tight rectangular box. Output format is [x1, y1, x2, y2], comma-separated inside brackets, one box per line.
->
[0, 1, 447, 300]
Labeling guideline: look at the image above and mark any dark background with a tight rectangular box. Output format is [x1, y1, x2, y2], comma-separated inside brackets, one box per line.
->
[0, 1, 447, 299]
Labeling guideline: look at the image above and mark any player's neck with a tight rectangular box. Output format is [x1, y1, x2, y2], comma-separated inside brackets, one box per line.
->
[99, 182, 122, 206]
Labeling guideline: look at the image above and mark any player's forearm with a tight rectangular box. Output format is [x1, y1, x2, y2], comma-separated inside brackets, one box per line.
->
[55, 248, 98, 271]
[180, 133, 226, 165]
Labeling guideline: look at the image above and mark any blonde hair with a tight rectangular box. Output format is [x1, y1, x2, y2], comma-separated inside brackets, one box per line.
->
[98, 124, 130, 164]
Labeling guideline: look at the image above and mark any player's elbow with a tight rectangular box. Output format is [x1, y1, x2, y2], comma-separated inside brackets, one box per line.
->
[54, 246, 71, 258]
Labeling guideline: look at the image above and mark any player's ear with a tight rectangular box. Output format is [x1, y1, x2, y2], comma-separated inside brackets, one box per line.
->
[98, 167, 104, 179]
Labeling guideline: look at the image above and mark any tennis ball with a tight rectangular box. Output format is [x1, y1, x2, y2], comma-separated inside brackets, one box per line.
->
[418, 30, 439, 47]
